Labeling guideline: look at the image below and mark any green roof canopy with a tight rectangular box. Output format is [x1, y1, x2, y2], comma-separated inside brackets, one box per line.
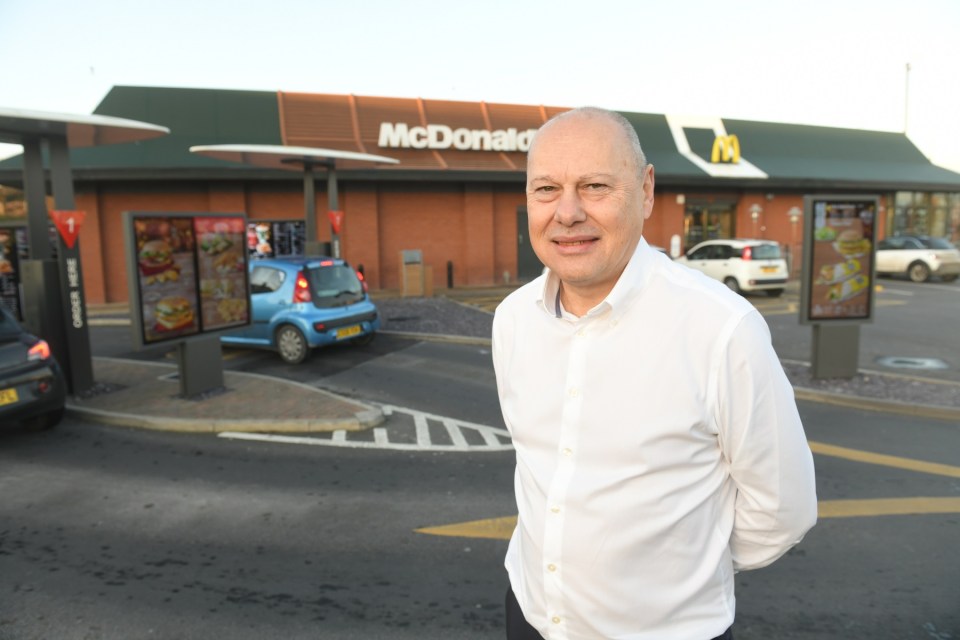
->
[2, 85, 959, 192]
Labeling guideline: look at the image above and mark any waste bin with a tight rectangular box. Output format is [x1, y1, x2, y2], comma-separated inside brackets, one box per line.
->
[400, 250, 433, 297]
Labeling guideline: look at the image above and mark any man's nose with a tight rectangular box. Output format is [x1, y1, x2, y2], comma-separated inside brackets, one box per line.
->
[553, 189, 586, 226]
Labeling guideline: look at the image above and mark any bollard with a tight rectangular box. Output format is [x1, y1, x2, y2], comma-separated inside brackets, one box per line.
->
[447, 261, 454, 288]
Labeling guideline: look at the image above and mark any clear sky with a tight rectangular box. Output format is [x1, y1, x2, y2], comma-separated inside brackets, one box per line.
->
[2, 0, 958, 173]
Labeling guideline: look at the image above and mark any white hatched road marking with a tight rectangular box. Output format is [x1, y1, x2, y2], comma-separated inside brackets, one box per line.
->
[218, 404, 513, 452]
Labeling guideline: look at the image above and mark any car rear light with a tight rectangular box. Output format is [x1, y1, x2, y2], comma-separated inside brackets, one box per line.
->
[27, 340, 51, 361]
[356, 270, 368, 293]
[741, 247, 752, 260]
[293, 271, 312, 303]
[319, 260, 334, 266]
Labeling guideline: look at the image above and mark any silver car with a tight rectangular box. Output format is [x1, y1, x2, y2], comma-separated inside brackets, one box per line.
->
[875, 235, 960, 283]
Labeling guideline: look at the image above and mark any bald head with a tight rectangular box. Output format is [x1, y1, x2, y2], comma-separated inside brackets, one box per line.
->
[529, 107, 647, 178]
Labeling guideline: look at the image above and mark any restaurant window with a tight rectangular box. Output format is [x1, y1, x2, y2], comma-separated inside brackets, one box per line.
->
[889, 191, 960, 240]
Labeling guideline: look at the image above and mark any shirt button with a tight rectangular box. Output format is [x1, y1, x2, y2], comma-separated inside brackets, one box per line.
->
[550, 506, 560, 513]
[569, 388, 579, 398]
[562, 448, 572, 456]
[547, 563, 557, 572]
[552, 616, 562, 624]
[576, 328, 585, 337]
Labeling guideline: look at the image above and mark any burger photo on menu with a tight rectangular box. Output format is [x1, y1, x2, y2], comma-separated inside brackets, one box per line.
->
[138, 239, 174, 274]
[833, 228, 871, 258]
[153, 296, 196, 332]
[138, 239, 182, 284]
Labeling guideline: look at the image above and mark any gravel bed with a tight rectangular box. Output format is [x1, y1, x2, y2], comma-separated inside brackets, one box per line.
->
[376, 296, 959, 411]
[377, 296, 494, 339]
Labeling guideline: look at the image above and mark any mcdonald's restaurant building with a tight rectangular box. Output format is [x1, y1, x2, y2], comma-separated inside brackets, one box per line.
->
[2, 85, 960, 305]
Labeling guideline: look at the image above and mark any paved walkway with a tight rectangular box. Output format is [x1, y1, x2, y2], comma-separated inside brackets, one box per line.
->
[68, 357, 381, 433]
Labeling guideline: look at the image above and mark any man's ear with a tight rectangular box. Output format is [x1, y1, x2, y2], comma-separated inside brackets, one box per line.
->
[641, 164, 656, 220]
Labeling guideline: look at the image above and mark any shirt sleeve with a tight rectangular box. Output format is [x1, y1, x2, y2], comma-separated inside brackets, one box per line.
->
[714, 310, 818, 571]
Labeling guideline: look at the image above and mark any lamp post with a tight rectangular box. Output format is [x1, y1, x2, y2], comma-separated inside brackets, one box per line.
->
[788, 206, 802, 276]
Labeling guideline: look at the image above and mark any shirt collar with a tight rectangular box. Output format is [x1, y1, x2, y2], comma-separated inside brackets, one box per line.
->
[536, 237, 657, 320]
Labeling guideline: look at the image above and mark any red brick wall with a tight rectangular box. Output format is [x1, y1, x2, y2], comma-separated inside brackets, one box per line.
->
[76, 178, 816, 305]
[377, 186, 466, 290]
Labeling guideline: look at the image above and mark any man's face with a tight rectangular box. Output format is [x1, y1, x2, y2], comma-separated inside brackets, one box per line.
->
[526, 114, 654, 300]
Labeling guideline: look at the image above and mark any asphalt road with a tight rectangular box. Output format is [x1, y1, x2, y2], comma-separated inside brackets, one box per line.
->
[3, 279, 957, 639]
[3, 365, 959, 639]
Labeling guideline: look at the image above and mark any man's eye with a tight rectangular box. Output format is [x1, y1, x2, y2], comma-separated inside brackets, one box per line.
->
[584, 183, 607, 190]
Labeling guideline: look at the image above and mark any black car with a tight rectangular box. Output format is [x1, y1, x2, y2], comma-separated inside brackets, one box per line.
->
[0, 306, 67, 430]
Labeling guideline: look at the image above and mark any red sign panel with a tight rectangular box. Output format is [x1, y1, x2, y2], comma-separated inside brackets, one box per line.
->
[49, 210, 86, 249]
[328, 210, 344, 235]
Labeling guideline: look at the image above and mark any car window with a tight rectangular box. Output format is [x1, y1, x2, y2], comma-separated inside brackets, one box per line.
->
[919, 237, 956, 250]
[903, 238, 923, 250]
[308, 264, 363, 307]
[750, 244, 781, 259]
[717, 245, 738, 259]
[250, 266, 285, 293]
[881, 238, 905, 250]
[688, 246, 711, 260]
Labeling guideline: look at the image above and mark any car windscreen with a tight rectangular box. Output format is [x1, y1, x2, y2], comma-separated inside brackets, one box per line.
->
[920, 237, 956, 250]
[306, 264, 364, 308]
[750, 244, 781, 259]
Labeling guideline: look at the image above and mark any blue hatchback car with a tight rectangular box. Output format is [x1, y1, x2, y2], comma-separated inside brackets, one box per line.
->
[221, 256, 380, 364]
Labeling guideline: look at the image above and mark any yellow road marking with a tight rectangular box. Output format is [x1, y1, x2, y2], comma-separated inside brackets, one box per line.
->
[817, 497, 960, 518]
[416, 496, 960, 539]
[416, 516, 517, 540]
[416, 443, 960, 539]
[808, 441, 960, 478]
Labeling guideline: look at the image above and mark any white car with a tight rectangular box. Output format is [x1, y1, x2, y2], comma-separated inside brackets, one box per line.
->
[675, 239, 789, 296]
[875, 235, 960, 283]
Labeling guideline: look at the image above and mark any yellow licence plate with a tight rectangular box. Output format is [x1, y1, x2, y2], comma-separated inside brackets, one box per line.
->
[761, 266, 777, 273]
[0, 387, 19, 406]
[336, 325, 362, 339]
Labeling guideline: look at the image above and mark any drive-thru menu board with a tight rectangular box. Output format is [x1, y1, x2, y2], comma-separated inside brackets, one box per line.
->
[800, 196, 878, 324]
[246, 220, 306, 259]
[125, 212, 250, 347]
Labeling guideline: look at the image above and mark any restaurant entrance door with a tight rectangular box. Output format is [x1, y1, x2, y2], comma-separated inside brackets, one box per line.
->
[683, 203, 735, 252]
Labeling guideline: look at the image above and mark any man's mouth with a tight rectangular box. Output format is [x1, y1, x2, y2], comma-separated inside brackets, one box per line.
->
[553, 237, 597, 247]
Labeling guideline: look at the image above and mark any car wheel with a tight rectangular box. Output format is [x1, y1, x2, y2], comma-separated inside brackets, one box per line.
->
[766, 288, 784, 297]
[22, 407, 64, 431]
[908, 261, 930, 283]
[723, 277, 742, 294]
[276, 325, 309, 364]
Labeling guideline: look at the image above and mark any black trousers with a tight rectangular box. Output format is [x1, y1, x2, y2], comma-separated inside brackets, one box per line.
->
[505, 586, 733, 640]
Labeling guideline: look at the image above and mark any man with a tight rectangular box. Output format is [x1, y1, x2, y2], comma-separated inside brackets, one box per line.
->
[492, 107, 817, 640]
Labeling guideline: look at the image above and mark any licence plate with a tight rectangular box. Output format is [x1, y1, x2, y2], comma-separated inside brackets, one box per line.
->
[0, 387, 19, 407]
[335, 325, 362, 340]
[761, 266, 777, 273]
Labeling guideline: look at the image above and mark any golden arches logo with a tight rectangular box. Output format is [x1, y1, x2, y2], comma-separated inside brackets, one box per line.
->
[711, 134, 740, 164]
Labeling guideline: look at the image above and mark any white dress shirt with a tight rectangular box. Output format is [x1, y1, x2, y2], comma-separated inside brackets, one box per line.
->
[492, 238, 817, 640]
